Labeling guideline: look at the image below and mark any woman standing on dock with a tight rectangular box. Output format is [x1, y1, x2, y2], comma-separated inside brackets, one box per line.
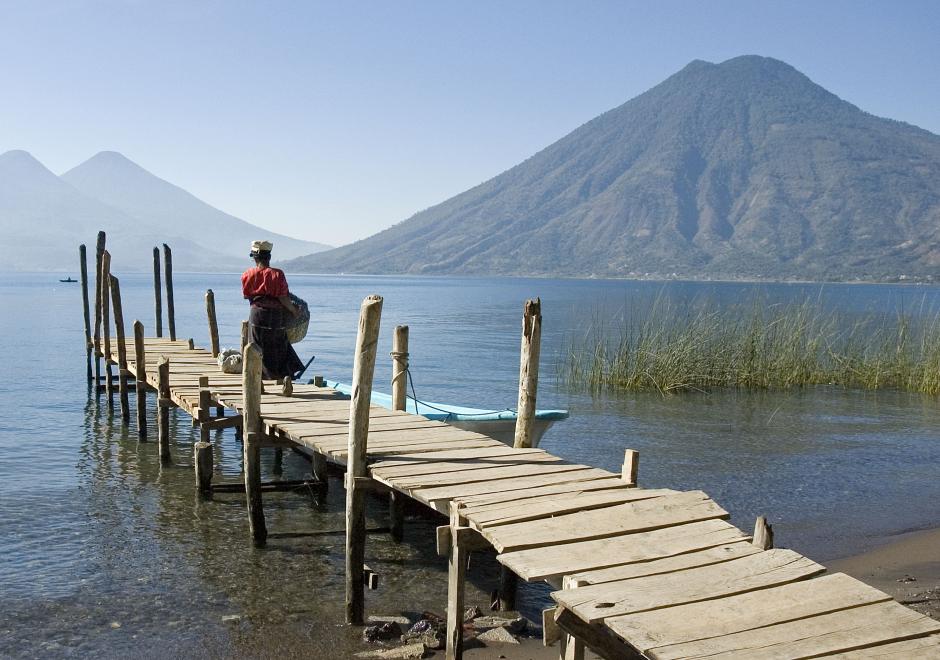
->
[242, 240, 304, 380]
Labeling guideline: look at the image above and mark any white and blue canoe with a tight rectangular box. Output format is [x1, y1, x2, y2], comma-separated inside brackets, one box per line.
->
[325, 380, 568, 448]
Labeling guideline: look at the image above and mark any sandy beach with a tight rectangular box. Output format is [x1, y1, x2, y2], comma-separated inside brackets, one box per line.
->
[830, 527, 940, 621]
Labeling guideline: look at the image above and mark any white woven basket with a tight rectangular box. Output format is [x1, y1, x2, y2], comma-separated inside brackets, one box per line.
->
[285, 293, 309, 344]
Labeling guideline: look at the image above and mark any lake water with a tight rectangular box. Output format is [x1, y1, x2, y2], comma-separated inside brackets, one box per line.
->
[2, 271, 939, 658]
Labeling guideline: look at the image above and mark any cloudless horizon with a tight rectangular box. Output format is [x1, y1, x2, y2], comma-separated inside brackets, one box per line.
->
[1, 1, 938, 248]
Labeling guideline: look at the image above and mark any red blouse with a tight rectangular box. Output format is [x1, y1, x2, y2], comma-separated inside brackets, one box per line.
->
[242, 266, 289, 302]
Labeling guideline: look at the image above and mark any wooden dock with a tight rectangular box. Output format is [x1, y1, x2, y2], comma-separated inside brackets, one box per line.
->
[83, 238, 940, 659]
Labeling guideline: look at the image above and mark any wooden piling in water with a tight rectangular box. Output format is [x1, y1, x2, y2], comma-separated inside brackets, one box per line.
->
[205, 289, 220, 358]
[79, 245, 93, 382]
[389, 325, 409, 542]
[163, 244, 176, 341]
[133, 321, 147, 439]
[110, 275, 130, 423]
[622, 449, 640, 487]
[93, 231, 105, 391]
[513, 298, 541, 449]
[753, 516, 774, 550]
[101, 251, 114, 407]
[152, 247, 163, 338]
[243, 342, 267, 546]
[346, 294, 383, 625]
[157, 357, 171, 464]
[194, 439, 213, 493]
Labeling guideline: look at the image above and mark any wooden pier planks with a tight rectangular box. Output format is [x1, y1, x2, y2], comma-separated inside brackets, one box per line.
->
[106, 336, 940, 660]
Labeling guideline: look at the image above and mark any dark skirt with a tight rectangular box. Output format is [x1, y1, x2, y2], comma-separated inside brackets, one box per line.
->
[248, 305, 304, 380]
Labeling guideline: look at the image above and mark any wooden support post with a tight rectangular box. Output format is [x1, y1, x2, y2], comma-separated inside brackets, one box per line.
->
[194, 442, 213, 493]
[240, 320, 249, 352]
[391, 325, 409, 410]
[133, 321, 147, 439]
[110, 275, 130, 423]
[101, 250, 114, 408]
[554, 607, 642, 660]
[388, 325, 409, 542]
[621, 449, 639, 487]
[346, 294, 384, 625]
[187, 338, 194, 350]
[205, 289, 220, 358]
[163, 243, 176, 341]
[93, 231, 105, 392]
[513, 298, 542, 449]
[273, 448, 284, 475]
[243, 342, 267, 547]
[311, 452, 328, 493]
[151, 247, 162, 337]
[445, 526, 470, 660]
[498, 566, 518, 612]
[157, 357, 172, 464]
[753, 516, 774, 550]
[79, 244, 93, 382]
[561, 578, 588, 660]
[198, 376, 211, 444]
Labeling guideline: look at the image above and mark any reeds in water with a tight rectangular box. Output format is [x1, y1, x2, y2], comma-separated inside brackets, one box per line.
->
[560, 298, 940, 394]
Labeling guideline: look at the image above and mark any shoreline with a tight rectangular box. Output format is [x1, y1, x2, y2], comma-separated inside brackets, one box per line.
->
[829, 526, 940, 621]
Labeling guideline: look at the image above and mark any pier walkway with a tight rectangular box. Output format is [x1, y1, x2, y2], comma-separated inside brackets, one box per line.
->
[109, 335, 940, 660]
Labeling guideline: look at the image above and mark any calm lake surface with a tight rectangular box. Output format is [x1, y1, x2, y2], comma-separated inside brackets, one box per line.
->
[2, 271, 939, 658]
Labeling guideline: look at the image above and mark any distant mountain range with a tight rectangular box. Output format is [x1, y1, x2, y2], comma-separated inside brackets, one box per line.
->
[0, 150, 329, 273]
[285, 56, 940, 281]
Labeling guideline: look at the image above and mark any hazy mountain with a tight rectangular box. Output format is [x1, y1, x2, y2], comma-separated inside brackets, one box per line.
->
[62, 151, 329, 261]
[285, 56, 940, 281]
[0, 150, 235, 273]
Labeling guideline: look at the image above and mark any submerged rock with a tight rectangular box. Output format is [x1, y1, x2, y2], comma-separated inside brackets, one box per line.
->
[470, 613, 527, 634]
[355, 642, 430, 658]
[476, 626, 519, 645]
[363, 621, 403, 642]
[368, 614, 412, 626]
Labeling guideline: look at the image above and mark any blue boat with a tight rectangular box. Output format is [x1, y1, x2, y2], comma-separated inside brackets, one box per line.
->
[326, 380, 568, 447]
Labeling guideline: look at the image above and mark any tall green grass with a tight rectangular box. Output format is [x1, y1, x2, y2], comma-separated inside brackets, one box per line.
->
[560, 298, 940, 394]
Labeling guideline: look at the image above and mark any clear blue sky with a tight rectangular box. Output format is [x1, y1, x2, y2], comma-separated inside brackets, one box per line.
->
[1, 1, 937, 246]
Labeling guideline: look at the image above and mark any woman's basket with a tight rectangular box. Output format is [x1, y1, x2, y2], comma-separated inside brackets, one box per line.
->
[285, 293, 309, 344]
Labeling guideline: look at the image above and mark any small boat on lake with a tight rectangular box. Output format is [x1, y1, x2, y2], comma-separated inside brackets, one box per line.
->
[59, 277, 77, 283]
[326, 380, 568, 447]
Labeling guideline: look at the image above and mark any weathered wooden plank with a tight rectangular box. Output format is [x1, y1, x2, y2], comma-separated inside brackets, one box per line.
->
[469, 488, 676, 529]
[369, 446, 540, 468]
[554, 549, 825, 623]
[390, 462, 589, 490]
[606, 572, 891, 653]
[497, 519, 748, 581]
[330, 438, 502, 459]
[413, 468, 616, 506]
[455, 476, 628, 508]
[485, 490, 728, 553]
[649, 600, 940, 660]
[569, 541, 760, 585]
[823, 634, 940, 658]
[371, 451, 558, 479]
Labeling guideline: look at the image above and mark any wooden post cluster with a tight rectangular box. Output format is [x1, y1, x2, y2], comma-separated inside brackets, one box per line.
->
[110, 275, 130, 422]
[346, 294, 383, 625]
[93, 231, 105, 391]
[513, 298, 542, 449]
[157, 357, 172, 464]
[153, 247, 163, 338]
[101, 250, 113, 407]
[133, 321, 147, 439]
[205, 289, 220, 358]
[163, 244, 176, 341]
[243, 342, 267, 546]
[79, 245, 93, 382]
[389, 325, 409, 543]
